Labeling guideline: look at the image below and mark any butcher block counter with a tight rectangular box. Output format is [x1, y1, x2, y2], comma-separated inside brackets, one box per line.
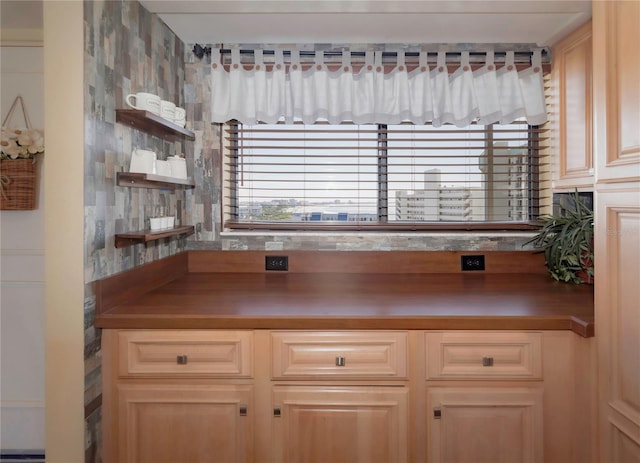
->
[94, 250, 595, 337]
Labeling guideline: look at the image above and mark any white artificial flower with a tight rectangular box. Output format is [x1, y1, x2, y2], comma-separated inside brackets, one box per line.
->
[18, 129, 44, 154]
[0, 127, 44, 159]
[0, 127, 18, 141]
[2, 138, 27, 159]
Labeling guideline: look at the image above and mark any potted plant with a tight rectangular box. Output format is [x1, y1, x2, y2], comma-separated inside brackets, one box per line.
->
[524, 191, 594, 284]
[0, 96, 45, 210]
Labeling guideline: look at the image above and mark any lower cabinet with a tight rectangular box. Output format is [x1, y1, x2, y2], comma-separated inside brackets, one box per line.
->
[101, 329, 593, 463]
[101, 329, 255, 463]
[271, 385, 408, 463]
[117, 383, 253, 463]
[424, 332, 545, 463]
[268, 331, 410, 463]
[426, 387, 543, 463]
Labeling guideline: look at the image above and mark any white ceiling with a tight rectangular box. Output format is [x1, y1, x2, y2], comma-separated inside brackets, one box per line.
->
[139, 0, 592, 46]
[0, 1, 592, 47]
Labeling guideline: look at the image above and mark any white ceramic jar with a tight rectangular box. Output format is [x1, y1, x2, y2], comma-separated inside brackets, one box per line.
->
[168, 156, 187, 179]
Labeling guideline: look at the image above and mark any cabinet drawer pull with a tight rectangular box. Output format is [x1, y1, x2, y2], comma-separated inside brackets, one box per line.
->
[482, 356, 494, 367]
[335, 356, 346, 367]
[274, 406, 281, 417]
[239, 404, 247, 416]
[176, 355, 188, 365]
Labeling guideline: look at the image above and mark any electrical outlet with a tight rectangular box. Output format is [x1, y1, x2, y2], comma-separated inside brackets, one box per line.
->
[265, 255, 288, 271]
[461, 255, 485, 271]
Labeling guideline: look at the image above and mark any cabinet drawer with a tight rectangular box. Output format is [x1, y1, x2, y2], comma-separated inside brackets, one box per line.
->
[271, 331, 407, 379]
[117, 330, 253, 377]
[426, 332, 542, 380]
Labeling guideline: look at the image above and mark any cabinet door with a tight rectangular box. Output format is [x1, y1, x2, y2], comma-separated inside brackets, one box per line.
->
[116, 383, 253, 463]
[552, 20, 593, 190]
[593, 0, 640, 459]
[272, 385, 408, 463]
[595, 190, 640, 462]
[427, 387, 543, 463]
[593, 1, 640, 182]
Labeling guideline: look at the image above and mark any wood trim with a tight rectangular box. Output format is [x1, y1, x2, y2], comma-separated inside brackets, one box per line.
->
[95, 314, 593, 337]
[596, 176, 640, 185]
[188, 250, 547, 274]
[94, 252, 188, 314]
[570, 316, 595, 338]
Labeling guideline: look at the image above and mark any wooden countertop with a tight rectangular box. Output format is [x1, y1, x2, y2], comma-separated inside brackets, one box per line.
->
[95, 254, 594, 336]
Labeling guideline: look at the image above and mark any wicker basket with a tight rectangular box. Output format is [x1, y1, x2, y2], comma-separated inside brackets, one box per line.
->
[0, 158, 38, 210]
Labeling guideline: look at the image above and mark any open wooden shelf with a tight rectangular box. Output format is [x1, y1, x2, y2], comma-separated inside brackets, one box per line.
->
[116, 109, 195, 140]
[115, 225, 195, 248]
[117, 172, 195, 189]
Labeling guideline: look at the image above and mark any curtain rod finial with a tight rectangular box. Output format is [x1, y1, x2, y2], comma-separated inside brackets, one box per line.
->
[193, 44, 211, 60]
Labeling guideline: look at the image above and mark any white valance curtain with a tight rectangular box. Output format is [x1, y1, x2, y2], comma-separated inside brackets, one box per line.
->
[211, 49, 547, 127]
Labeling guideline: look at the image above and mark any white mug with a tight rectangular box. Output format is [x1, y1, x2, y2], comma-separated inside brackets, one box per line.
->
[126, 92, 161, 115]
[160, 100, 176, 122]
[174, 107, 186, 127]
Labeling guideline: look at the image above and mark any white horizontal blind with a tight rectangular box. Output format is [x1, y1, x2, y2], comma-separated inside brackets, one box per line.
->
[224, 121, 548, 230]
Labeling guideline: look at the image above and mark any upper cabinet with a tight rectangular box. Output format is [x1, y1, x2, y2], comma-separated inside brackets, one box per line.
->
[551, 20, 594, 191]
[592, 1, 640, 183]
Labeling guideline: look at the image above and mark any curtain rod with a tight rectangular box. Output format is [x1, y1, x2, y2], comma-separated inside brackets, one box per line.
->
[192, 44, 549, 62]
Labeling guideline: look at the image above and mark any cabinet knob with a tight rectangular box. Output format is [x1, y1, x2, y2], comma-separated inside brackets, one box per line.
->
[274, 406, 281, 417]
[176, 354, 188, 365]
[239, 404, 247, 416]
[482, 356, 494, 367]
[433, 407, 442, 419]
[335, 356, 346, 367]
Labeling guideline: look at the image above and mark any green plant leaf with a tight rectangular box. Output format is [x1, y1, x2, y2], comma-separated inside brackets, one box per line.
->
[524, 189, 594, 284]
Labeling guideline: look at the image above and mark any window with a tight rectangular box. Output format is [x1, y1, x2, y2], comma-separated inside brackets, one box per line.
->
[224, 121, 548, 230]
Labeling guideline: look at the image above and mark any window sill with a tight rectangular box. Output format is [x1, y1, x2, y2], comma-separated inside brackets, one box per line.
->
[221, 230, 538, 239]
[223, 221, 542, 232]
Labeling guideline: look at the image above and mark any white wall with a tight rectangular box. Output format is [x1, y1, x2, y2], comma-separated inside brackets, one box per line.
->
[0, 46, 45, 451]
